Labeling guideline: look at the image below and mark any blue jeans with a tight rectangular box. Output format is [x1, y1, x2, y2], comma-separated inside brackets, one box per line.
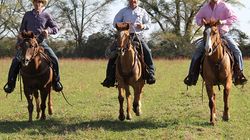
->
[134, 35, 155, 75]
[222, 33, 243, 70]
[189, 33, 243, 73]
[141, 39, 155, 75]
[40, 41, 60, 81]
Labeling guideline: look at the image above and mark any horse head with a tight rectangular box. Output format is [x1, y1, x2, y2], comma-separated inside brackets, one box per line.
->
[17, 31, 41, 66]
[203, 19, 221, 56]
[115, 22, 131, 56]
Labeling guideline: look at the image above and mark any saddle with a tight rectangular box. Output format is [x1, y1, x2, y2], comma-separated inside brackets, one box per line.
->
[106, 35, 150, 80]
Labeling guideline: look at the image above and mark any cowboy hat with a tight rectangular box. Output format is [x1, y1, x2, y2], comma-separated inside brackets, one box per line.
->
[32, 0, 48, 5]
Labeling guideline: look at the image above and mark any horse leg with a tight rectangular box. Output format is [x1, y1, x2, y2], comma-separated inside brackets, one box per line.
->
[206, 85, 216, 125]
[133, 83, 143, 116]
[118, 87, 125, 121]
[223, 82, 231, 121]
[125, 86, 132, 120]
[47, 89, 53, 115]
[40, 90, 48, 120]
[33, 90, 40, 119]
[24, 90, 33, 122]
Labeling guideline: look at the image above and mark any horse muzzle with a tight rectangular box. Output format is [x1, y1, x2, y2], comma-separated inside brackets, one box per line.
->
[23, 59, 31, 66]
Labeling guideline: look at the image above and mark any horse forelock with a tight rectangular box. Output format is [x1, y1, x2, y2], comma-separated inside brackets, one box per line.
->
[117, 30, 130, 48]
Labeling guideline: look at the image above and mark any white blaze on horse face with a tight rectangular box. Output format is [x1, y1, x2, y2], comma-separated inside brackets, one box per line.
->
[205, 28, 213, 56]
[24, 47, 33, 66]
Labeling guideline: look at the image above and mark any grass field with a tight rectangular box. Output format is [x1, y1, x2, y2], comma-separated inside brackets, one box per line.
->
[0, 58, 250, 139]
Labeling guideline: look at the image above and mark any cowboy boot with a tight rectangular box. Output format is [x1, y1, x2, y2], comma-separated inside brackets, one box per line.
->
[101, 57, 116, 88]
[147, 73, 156, 84]
[140, 40, 156, 85]
[233, 63, 247, 85]
[3, 58, 20, 93]
[184, 56, 202, 86]
[52, 69, 63, 92]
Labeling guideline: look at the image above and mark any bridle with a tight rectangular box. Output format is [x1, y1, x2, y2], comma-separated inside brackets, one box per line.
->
[204, 25, 221, 56]
[20, 38, 40, 66]
[117, 30, 139, 80]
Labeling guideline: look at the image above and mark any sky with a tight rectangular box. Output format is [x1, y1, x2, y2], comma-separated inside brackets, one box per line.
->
[108, 0, 250, 37]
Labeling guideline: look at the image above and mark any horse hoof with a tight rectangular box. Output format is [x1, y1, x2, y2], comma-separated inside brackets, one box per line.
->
[119, 114, 125, 121]
[210, 121, 215, 126]
[126, 115, 132, 120]
[40, 116, 46, 121]
[133, 108, 141, 116]
[48, 110, 53, 115]
[222, 116, 229, 121]
[136, 111, 141, 116]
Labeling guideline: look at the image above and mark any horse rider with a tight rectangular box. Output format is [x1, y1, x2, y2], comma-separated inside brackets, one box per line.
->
[184, 0, 247, 86]
[3, 0, 63, 93]
[101, 0, 156, 88]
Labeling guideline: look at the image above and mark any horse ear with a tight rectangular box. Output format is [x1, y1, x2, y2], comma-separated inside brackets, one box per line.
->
[202, 18, 208, 25]
[125, 22, 130, 30]
[115, 23, 119, 30]
[26, 31, 35, 38]
[116, 22, 130, 31]
[30, 31, 35, 38]
[215, 20, 221, 25]
[21, 31, 27, 38]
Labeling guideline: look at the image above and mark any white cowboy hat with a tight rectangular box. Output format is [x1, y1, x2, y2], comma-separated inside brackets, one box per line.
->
[32, 0, 48, 5]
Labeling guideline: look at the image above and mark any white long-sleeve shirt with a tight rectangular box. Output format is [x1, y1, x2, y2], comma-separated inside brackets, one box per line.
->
[113, 6, 151, 36]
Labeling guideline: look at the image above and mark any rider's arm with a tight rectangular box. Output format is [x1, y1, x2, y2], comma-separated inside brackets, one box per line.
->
[219, 4, 237, 25]
[113, 8, 125, 28]
[141, 9, 150, 30]
[45, 13, 59, 35]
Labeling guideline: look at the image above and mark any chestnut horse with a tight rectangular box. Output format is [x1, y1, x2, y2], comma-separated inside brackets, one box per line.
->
[18, 31, 53, 122]
[115, 22, 145, 121]
[202, 19, 232, 125]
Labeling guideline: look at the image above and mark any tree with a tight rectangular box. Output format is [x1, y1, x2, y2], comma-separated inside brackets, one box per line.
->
[0, 0, 21, 39]
[55, 0, 114, 57]
[140, 0, 243, 41]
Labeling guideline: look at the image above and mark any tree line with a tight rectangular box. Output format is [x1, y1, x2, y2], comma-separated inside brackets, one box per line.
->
[0, 0, 249, 58]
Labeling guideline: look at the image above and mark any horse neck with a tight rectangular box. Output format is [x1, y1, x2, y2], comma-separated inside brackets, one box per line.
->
[210, 42, 224, 62]
[120, 44, 136, 71]
[23, 53, 46, 73]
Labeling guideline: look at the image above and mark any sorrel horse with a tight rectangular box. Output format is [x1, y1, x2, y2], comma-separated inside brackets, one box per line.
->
[18, 31, 53, 122]
[202, 19, 232, 125]
[115, 22, 145, 121]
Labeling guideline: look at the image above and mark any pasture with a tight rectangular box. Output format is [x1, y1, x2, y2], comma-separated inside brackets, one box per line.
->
[0, 58, 249, 139]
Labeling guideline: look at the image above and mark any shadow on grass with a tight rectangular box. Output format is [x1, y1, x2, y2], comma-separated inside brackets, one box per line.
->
[0, 117, 180, 135]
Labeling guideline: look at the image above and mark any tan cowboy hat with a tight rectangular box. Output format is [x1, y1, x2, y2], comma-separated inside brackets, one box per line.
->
[32, 0, 48, 5]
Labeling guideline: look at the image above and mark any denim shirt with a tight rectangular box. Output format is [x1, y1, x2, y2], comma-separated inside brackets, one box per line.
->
[19, 9, 59, 42]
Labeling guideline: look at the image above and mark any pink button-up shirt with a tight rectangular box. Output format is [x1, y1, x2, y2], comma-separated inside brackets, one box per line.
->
[195, 0, 237, 34]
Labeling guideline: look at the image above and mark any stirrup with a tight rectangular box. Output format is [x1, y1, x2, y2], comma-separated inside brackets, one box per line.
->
[101, 78, 115, 88]
[147, 75, 156, 85]
[184, 76, 196, 86]
[3, 83, 15, 94]
[53, 81, 63, 92]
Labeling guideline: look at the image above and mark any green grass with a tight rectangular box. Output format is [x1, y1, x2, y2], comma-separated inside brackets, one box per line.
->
[0, 58, 250, 139]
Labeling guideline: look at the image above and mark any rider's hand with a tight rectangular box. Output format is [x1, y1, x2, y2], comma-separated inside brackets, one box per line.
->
[217, 20, 223, 25]
[42, 29, 49, 38]
[135, 23, 144, 30]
